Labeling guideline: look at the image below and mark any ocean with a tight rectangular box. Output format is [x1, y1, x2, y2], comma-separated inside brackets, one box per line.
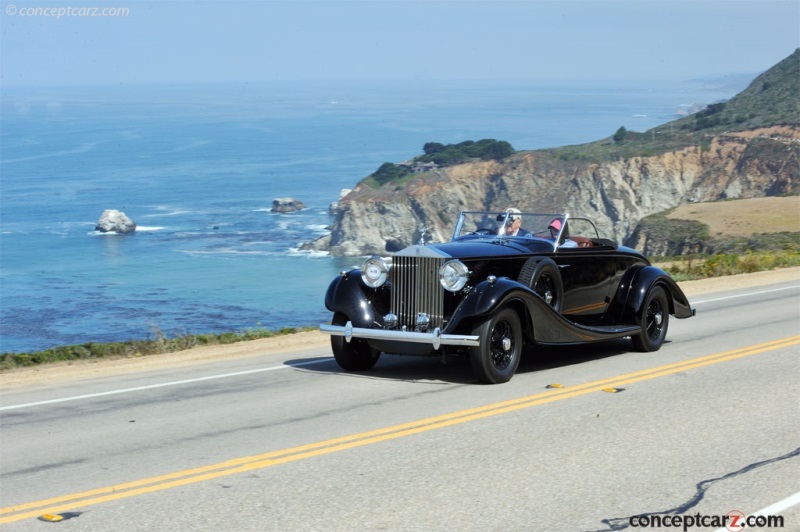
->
[0, 80, 737, 353]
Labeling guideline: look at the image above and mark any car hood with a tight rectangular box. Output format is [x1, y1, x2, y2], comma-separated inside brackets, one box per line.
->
[396, 240, 546, 260]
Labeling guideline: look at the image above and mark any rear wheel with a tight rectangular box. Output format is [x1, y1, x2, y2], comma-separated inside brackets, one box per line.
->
[330, 313, 381, 371]
[469, 307, 522, 384]
[631, 286, 669, 352]
[519, 258, 563, 312]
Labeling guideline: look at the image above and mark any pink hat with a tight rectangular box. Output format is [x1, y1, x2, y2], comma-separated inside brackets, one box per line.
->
[548, 218, 562, 231]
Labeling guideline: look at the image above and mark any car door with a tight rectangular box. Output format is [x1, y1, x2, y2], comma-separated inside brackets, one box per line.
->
[555, 250, 619, 322]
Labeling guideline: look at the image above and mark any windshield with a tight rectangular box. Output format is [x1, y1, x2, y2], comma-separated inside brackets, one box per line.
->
[452, 211, 569, 241]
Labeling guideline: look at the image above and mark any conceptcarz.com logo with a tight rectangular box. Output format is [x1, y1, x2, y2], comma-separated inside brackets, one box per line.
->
[629, 510, 784, 531]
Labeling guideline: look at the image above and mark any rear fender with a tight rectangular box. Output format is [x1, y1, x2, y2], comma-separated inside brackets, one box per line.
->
[615, 265, 695, 324]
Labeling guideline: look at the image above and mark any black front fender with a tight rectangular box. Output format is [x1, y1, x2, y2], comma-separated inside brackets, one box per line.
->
[324, 270, 390, 328]
[446, 277, 535, 332]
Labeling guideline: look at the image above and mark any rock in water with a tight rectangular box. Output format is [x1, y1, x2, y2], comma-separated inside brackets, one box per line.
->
[95, 209, 136, 234]
[271, 197, 305, 213]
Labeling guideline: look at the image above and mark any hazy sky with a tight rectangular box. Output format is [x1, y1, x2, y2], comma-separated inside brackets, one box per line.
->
[1, 0, 798, 87]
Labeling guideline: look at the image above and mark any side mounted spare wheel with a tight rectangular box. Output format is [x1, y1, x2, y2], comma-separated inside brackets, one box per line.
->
[519, 257, 563, 312]
[330, 312, 381, 371]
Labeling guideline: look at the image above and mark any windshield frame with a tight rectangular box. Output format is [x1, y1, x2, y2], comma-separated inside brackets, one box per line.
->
[452, 211, 570, 244]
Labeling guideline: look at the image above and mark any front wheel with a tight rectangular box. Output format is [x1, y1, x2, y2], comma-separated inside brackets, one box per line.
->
[330, 313, 381, 371]
[469, 307, 522, 384]
[631, 286, 669, 352]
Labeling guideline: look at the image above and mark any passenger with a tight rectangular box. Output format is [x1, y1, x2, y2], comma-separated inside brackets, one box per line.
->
[504, 208, 531, 237]
[548, 218, 578, 248]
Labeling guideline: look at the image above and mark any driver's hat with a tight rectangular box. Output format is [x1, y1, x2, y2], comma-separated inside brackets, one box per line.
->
[505, 208, 522, 221]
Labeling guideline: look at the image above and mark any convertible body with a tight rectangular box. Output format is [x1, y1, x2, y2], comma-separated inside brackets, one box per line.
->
[320, 211, 695, 383]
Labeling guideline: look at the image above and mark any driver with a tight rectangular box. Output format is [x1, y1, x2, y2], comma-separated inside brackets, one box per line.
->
[504, 208, 531, 237]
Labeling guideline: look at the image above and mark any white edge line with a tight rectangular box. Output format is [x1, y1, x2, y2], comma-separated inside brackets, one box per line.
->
[0, 358, 330, 412]
[713, 491, 800, 532]
[751, 490, 800, 516]
[693, 285, 800, 305]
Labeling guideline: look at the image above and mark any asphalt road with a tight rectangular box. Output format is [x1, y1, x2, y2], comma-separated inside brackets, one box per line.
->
[1, 280, 799, 531]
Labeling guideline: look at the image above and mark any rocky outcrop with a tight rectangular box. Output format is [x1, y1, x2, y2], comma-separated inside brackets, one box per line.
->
[626, 216, 713, 257]
[329, 189, 352, 214]
[95, 209, 136, 234]
[305, 127, 798, 256]
[271, 197, 305, 213]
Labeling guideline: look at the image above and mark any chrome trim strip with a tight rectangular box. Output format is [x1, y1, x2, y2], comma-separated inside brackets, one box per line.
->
[320, 323, 480, 347]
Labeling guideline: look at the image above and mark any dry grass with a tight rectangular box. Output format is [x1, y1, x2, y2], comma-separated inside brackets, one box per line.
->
[667, 197, 800, 237]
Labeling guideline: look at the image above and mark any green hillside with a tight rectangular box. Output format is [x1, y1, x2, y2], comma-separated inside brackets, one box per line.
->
[672, 48, 799, 133]
[551, 49, 799, 162]
[360, 49, 799, 184]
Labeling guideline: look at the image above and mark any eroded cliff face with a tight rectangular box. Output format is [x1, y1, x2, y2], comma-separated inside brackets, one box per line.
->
[307, 127, 798, 256]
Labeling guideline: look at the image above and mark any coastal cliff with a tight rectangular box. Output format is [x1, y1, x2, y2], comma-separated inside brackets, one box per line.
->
[304, 50, 799, 257]
[307, 127, 798, 256]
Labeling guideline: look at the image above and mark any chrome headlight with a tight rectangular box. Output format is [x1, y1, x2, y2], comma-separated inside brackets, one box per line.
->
[361, 256, 390, 288]
[439, 260, 469, 292]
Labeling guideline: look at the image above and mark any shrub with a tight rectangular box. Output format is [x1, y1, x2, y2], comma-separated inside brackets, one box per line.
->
[423, 142, 445, 154]
[665, 250, 800, 280]
[700, 254, 740, 277]
[0, 326, 319, 371]
[418, 139, 514, 165]
[372, 163, 410, 186]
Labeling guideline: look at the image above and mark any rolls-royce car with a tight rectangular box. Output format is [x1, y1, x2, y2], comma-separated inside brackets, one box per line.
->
[320, 211, 695, 384]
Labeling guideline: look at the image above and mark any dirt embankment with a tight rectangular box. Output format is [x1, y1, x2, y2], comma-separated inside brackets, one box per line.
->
[668, 196, 800, 237]
[2, 267, 798, 389]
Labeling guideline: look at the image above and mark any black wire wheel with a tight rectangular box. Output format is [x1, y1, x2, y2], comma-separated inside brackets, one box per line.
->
[330, 313, 381, 371]
[469, 306, 523, 384]
[631, 286, 669, 352]
[518, 257, 563, 312]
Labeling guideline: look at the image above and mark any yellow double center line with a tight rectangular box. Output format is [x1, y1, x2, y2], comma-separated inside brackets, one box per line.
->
[2, 336, 798, 524]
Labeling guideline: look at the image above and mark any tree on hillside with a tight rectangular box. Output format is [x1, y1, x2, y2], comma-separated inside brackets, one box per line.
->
[613, 126, 628, 142]
[372, 162, 410, 185]
[419, 139, 514, 165]
[479, 140, 513, 160]
[423, 142, 445, 155]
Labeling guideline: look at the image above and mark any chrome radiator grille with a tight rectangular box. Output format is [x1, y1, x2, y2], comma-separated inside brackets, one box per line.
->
[391, 256, 445, 330]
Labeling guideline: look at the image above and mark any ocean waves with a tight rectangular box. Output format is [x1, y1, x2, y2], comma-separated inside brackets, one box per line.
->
[1, 141, 98, 165]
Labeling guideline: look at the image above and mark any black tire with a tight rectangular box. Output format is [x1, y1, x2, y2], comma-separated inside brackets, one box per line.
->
[330, 313, 381, 371]
[518, 258, 563, 312]
[469, 307, 522, 384]
[631, 286, 669, 352]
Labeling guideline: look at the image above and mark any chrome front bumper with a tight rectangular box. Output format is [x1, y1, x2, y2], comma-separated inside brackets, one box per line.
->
[319, 322, 480, 350]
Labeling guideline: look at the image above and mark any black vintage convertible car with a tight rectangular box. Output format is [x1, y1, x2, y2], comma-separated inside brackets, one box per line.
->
[320, 211, 695, 384]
